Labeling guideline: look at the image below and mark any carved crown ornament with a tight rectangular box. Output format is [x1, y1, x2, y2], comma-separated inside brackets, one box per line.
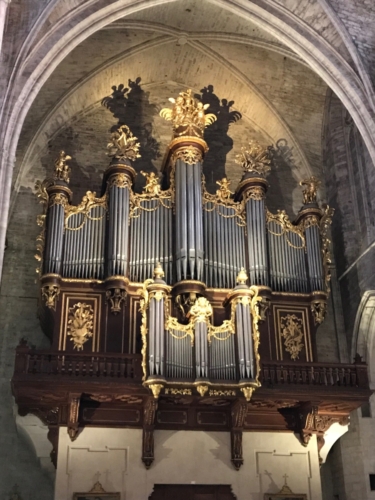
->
[160, 88, 217, 139]
[107, 124, 141, 161]
[235, 140, 271, 176]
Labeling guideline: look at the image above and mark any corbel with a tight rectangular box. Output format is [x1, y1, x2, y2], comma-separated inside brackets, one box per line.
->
[106, 287, 127, 314]
[67, 393, 81, 441]
[142, 396, 158, 469]
[230, 400, 248, 470]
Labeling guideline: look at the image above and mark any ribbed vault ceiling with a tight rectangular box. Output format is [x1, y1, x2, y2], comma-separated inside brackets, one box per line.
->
[13, 0, 328, 215]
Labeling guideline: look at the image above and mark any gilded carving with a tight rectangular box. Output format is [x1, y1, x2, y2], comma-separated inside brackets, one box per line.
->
[196, 385, 208, 397]
[243, 186, 265, 201]
[267, 209, 305, 249]
[54, 150, 72, 184]
[138, 278, 153, 380]
[41, 284, 60, 310]
[320, 206, 334, 293]
[280, 314, 304, 361]
[240, 386, 255, 402]
[188, 296, 213, 323]
[67, 302, 94, 350]
[160, 88, 217, 138]
[149, 383, 164, 399]
[107, 173, 132, 189]
[236, 268, 248, 285]
[164, 388, 192, 396]
[34, 179, 53, 275]
[235, 140, 271, 176]
[141, 171, 160, 196]
[49, 193, 68, 207]
[209, 390, 236, 397]
[300, 176, 321, 204]
[172, 145, 203, 165]
[106, 288, 127, 314]
[65, 191, 107, 230]
[203, 179, 246, 226]
[311, 299, 327, 325]
[107, 124, 141, 161]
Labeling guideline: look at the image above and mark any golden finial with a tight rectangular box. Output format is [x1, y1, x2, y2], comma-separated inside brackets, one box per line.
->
[153, 262, 165, 279]
[141, 171, 161, 196]
[299, 176, 321, 204]
[235, 140, 271, 177]
[216, 177, 233, 201]
[54, 150, 72, 184]
[160, 89, 217, 139]
[107, 125, 141, 161]
[236, 268, 248, 285]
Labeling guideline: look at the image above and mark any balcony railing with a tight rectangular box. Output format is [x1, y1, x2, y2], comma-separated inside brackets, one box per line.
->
[13, 344, 368, 390]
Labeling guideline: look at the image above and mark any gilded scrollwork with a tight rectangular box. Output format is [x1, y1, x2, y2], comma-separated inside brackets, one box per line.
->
[67, 302, 94, 350]
[65, 191, 107, 230]
[243, 186, 265, 201]
[235, 140, 271, 176]
[209, 389, 236, 397]
[34, 179, 53, 275]
[164, 388, 192, 396]
[160, 88, 217, 139]
[107, 124, 141, 161]
[41, 284, 60, 310]
[266, 209, 305, 249]
[54, 150, 72, 184]
[300, 176, 321, 204]
[203, 178, 246, 227]
[49, 193, 68, 207]
[280, 313, 304, 361]
[320, 205, 334, 293]
[138, 278, 154, 380]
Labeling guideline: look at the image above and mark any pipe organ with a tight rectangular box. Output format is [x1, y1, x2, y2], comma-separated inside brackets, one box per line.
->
[19, 87, 368, 473]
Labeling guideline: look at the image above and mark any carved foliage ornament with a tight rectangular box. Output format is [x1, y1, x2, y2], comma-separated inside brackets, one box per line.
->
[311, 300, 327, 325]
[280, 314, 304, 361]
[160, 88, 217, 138]
[107, 124, 141, 161]
[203, 177, 246, 227]
[67, 302, 94, 350]
[172, 145, 203, 165]
[235, 140, 271, 176]
[106, 288, 127, 314]
[34, 179, 53, 275]
[320, 206, 334, 293]
[41, 284, 60, 310]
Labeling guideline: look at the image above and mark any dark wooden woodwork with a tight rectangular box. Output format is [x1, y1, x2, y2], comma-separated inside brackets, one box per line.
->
[148, 484, 236, 500]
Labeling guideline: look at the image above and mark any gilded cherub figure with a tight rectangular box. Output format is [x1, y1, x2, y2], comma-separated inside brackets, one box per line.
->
[160, 89, 217, 138]
[54, 150, 72, 184]
[141, 171, 161, 196]
[300, 176, 321, 204]
[216, 177, 233, 201]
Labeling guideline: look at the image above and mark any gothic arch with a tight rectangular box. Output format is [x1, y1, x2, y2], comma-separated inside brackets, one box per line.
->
[352, 290, 375, 389]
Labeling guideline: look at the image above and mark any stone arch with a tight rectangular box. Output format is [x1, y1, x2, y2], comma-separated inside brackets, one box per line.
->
[352, 290, 375, 389]
[1, 0, 375, 274]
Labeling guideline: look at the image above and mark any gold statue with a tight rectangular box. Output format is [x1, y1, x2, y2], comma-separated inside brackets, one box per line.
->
[54, 150, 72, 184]
[187, 297, 213, 323]
[107, 124, 141, 161]
[141, 171, 161, 196]
[160, 89, 217, 138]
[216, 177, 233, 201]
[300, 176, 321, 204]
[235, 140, 271, 176]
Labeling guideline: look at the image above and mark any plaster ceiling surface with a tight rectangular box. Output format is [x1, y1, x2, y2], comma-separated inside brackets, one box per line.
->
[13, 0, 329, 217]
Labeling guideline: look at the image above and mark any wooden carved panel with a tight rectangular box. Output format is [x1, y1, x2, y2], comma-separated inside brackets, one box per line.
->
[273, 304, 312, 362]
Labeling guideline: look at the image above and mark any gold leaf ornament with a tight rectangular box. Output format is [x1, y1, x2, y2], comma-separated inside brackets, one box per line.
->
[67, 302, 94, 350]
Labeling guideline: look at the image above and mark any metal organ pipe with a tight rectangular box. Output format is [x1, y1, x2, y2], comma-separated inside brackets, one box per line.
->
[44, 201, 66, 275]
[305, 224, 325, 291]
[245, 197, 268, 286]
[174, 157, 204, 282]
[107, 175, 131, 277]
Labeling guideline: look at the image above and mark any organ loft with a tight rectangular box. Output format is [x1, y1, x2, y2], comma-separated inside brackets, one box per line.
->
[12, 89, 370, 499]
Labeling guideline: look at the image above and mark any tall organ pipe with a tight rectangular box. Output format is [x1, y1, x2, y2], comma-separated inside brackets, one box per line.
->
[106, 167, 134, 278]
[174, 152, 204, 282]
[44, 185, 71, 275]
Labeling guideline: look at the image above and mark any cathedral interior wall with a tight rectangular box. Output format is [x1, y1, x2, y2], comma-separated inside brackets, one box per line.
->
[55, 427, 322, 500]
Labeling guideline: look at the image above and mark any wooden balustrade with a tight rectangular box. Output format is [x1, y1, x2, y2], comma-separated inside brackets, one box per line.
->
[14, 344, 368, 390]
[14, 345, 143, 381]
